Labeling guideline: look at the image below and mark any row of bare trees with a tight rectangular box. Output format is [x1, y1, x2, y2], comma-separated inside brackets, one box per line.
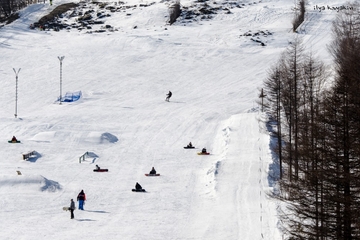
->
[0, 0, 39, 19]
[262, 3, 360, 239]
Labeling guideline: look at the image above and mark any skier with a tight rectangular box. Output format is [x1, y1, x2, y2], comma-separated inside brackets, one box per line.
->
[135, 182, 142, 190]
[187, 142, 193, 148]
[165, 91, 172, 102]
[70, 199, 75, 219]
[202, 148, 207, 153]
[149, 167, 156, 175]
[77, 190, 86, 210]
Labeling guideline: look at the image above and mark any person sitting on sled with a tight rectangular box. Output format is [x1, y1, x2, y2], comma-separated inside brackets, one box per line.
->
[95, 165, 100, 170]
[11, 136, 17, 142]
[135, 182, 143, 190]
[149, 167, 156, 174]
[202, 148, 207, 153]
[187, 142, 193, 148]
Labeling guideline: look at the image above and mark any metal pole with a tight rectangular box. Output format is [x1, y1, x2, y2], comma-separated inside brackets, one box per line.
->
[259, 88, 266, 112]
[13, 68, 21, 118]
[58, 56, 65, 104]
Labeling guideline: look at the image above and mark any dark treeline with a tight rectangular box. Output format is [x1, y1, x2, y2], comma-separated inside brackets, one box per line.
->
[0, 0, 39, 18]
[262, 3, 360, 239]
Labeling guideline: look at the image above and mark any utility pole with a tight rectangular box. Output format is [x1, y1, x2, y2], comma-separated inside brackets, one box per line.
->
[58, 56, 65, 104]
[259, 88, 266, 112]
[13, 68, 21, 118]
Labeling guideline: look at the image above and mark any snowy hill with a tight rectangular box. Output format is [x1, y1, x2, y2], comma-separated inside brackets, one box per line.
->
[0, 0, 345, 239]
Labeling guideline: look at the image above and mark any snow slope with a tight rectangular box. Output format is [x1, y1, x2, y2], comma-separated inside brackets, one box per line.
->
[0, 0, 345, 239]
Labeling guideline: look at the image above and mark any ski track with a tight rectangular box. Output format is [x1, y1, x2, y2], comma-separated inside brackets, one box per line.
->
[180, 113, 280, 240]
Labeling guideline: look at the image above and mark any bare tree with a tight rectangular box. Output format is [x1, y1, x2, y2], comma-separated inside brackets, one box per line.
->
[264, 2, 360, 239]
[281, 4, 360, 239]
[168, 0, 181, 25]
[292, 0, 306, 32]
[281, 37, 305, 181]
[1, 0, 30, 19]
[263, 60, 286, 179]
[275, 52, 328, 240]
[325, 4, 360, 238]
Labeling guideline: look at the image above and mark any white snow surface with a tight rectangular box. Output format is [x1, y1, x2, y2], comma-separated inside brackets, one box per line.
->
[0, 0, 346, 239]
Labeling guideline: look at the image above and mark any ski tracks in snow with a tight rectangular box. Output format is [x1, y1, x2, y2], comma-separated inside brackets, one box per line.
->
[182, 111, 281, 240]
[297, 9, 335, 65]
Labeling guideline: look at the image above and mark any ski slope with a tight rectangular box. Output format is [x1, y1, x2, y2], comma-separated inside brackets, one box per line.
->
[0, 0, 344, 239]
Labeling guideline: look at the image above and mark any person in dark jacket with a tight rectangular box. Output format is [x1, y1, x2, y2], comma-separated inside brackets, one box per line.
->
[77, 190, 86, 210]
[187, 142, 193, 148]
[165, 91, 172, 102]
[70, 199, 75, 219]
[11, 136, 17, 142]
[149, 167, 156, 174]
[202, 148, 207, 153]
[135, 182, 142, 190]
[95, 165, 100, 170]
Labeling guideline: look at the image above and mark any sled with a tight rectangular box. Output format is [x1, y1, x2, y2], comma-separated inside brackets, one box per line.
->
[93, 169, 108, 172]
[145, 173, 160, 176]
[197, 152, 210, 155]
[132, 189, 146, 192]
[8, 140, 21, 143]
[184, 146, 195, 149]
[63, 207, 76, 211]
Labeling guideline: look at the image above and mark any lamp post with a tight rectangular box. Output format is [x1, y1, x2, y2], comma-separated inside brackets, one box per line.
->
[13, 68, 21, 118]
[58, 56, 65, 104]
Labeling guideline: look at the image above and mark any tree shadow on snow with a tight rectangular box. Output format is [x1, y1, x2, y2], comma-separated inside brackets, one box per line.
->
[265, 114, 281, 189]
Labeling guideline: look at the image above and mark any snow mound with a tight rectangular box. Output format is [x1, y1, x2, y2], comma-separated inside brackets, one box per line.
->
[30, 131, 56, 142]
[85, 132, 118, 144]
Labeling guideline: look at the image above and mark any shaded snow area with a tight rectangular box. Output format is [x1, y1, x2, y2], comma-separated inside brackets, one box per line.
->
[0, 0, 345, 239]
